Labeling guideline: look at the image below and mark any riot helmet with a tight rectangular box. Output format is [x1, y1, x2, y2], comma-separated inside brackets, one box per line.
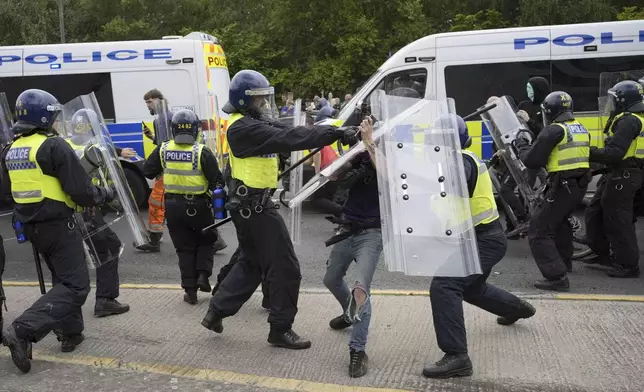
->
[433, 114, 471, 149]
[12, 89, 62, 135]
[171, 109, 200, 144]
[222, 70, 277, 119]
[541, 91, 575, 126]
[607, 80, 644, 115]
[70, 108, 101, 145]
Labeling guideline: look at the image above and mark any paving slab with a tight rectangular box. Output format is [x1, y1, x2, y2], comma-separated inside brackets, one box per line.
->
[1, 287, 644, 392]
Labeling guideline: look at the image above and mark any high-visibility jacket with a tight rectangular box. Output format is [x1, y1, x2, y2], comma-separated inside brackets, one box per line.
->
[5, 133, 74, 208]
[226, 113, 278, 189]
[546, 120, 590, 173]
[609, 112, 644, 159]
[160, 140, 208, 195]
[462, 150, 499, 226]
[66, 139, 102, 186]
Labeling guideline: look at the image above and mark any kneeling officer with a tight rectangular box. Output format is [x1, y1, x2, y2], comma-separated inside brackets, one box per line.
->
[144, 109, 224, 304]
[1, 89, 115, 373]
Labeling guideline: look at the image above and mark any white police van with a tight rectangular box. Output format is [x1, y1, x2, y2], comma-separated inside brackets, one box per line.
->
[333, 20, 644, 161]
[0, 32, 231, 207]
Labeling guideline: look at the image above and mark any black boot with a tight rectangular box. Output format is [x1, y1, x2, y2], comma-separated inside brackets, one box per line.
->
[606, 265, 641, 278]
[95, 298, 130, 317]
[349, 349, 368, 378]
[135, 232, 162, 253]
[261, 296, 270, 310]
[267, 329, 311, 350]
[497, 299, 536, 326]
[197, 274, 212, 293]
[534, 276, 570, 292]
[1, 325, 32, 373]
[58, 333, 84, 353]
[183, 290, 198, 305]
[213, 236, 227, 253]
[422, 354, 473, 379]
[201, 309, 223, 333]
[329, 315, 352, 330]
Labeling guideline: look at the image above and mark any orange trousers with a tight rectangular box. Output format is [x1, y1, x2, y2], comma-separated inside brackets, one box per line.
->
[148, 177, 166, 233]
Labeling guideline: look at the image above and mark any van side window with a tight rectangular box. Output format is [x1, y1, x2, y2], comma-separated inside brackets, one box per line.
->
[365, 68, 427, 117]
[0, 73, 116, 121]
[552, 55, 644, 113]
[444, 61, 550, 116]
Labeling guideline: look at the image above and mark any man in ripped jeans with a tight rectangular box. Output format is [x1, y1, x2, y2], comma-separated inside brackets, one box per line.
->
[323, 117, 381, 378]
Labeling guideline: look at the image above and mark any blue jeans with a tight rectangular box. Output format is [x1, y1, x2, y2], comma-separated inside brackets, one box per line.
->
[323, 228, 383, 351]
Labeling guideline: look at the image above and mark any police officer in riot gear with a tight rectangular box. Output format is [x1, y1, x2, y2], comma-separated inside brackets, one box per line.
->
[143, 109, 224, 304]
[1, 89, 115, 373]
[201, 70, 358, 349]
[68, 108, 130, 317]
[515, 92, 591, 291]
[424, 115, 535, 379]
[584, 80, 644, 278]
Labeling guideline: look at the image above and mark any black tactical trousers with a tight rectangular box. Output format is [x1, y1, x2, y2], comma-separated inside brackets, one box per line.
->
[90, 210, 122, 299]
[165, 195, 217, 291]
[586, 169, 643, 269]
[430, 222, 525, 354]
[209, 208, 301, 332]
[529, 176, 588, 280]
[13, 218, 90, 342]
[213, 246, 270, 303]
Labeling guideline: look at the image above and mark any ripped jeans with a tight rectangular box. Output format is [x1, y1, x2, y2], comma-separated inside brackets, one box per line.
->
[323, 228, 383, 351]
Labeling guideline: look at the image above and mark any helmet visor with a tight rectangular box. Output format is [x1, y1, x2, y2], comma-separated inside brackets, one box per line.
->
[247, 87, 277, 120]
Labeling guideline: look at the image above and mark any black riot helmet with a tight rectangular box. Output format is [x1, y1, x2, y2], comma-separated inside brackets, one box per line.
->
[607, 80, 644, 115]
[541, 91, 575, 125]
[171, 109, 200, 144]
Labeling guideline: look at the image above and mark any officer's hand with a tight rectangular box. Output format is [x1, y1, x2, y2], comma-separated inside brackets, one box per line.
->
[101, 187, 117, 203]
[516, 110, 530, 122]
[120, 148, 137, 158]
[338, 127, 360, 146]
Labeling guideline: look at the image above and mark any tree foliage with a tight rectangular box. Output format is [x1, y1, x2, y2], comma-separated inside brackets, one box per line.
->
[0, 0, 639, 97]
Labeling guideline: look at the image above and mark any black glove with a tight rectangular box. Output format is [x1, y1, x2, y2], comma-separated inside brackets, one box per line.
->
[101, 186, 116, 203]
[338, 127, 360, 146]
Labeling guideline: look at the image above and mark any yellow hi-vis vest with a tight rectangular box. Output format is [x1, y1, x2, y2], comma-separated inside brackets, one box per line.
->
[5, 133, 74, 208]
[609, 112, 644, 159]
[546, 121, 590, 173]
[66, 139, 101, 186]
[226, 113, 279, 189]
[160, 140, 208, 195]
[462, 150, 499, 226]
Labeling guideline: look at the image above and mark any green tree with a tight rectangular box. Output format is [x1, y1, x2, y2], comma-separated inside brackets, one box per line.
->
[617, 6, 644, 21]
[449, 9, 513, 32]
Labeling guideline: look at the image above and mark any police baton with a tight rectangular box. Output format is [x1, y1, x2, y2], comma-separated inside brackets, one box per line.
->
[201, 147, 325, 234]
[32, 245, 46, 295]
[463, 103, 497, 121]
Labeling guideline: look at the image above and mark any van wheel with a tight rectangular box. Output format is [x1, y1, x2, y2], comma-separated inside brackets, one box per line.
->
[124, 167, 148, 208]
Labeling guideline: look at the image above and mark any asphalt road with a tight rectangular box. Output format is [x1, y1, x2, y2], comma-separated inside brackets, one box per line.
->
[2, 201, 644, 295]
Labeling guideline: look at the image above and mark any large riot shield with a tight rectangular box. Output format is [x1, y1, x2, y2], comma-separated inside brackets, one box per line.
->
[153, 99, 172, 143]
[375, 97, 481, 277]
[289, 90, 419, 207]
[62, 93, 149, 268]
[480, 96, 540, 224]
[202, 94, 220, 162]
[599, 70, 644, 130]
[0, 92, 13, 146]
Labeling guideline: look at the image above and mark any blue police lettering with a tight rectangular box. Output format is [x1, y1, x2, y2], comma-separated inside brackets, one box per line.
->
[0, 48, 174, 66]
[25, 54, 57, 65]
[144, 49, 172, 59]
[0, 55, 20, 66]
[107, 50, 137, 61]
[6, 147, 31, 161]
[567, 124, 588, 134]
[514, 30, 644, 50]
[63, 52, 87, 63]
[165, 150, 193, 162]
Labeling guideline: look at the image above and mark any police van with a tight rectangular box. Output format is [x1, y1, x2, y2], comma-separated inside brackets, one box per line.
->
[331, 19, 644, 161]
[0, 32, 231, 207]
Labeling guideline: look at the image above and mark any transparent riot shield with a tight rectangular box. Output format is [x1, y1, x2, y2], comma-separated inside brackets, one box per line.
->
[599, 70, 644, 130]
[375, 98, 481, 277]
[202, 94, 220, 160]
[480, 96, 540, 221]
[62, 93, 149, 268]
[289, 90, 421, 207]
[0, 92, 13, 146]
[153, 99, 172, 143]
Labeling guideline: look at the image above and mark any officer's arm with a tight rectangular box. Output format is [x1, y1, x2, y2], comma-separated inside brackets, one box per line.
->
[519, 125, 564, 169]
[227, 118, 343, 158]
[143, 146, 163, 179]
[200, 147, 224, 189]
[590, 116, 641, 165]
[40, 137, 107, 207]
[461, 154, 477, 198]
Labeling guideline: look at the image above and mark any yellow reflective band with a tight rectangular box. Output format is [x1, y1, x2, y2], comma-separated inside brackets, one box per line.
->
[610, 112, 644, 159]
[547, 121, 590, 173]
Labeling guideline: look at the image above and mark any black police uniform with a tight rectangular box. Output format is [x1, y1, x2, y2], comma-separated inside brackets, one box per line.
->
[143, 137, 224, 302]
[585, 113, 644, 276]
[1, 133, 112, 371]
[202, 113, 350, 349]
[516, 119, 591, 290]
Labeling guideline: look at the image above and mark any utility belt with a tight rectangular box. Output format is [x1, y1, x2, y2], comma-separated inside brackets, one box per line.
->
[225, 178, 278, 219]
[324, 216, 381, 247]
[165, 193, 212, 217]
[544, 171, 591, 200]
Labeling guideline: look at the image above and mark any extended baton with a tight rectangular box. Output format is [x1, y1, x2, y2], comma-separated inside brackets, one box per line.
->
[32, 245, 46, 295]
[463, 103, 497, 121]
